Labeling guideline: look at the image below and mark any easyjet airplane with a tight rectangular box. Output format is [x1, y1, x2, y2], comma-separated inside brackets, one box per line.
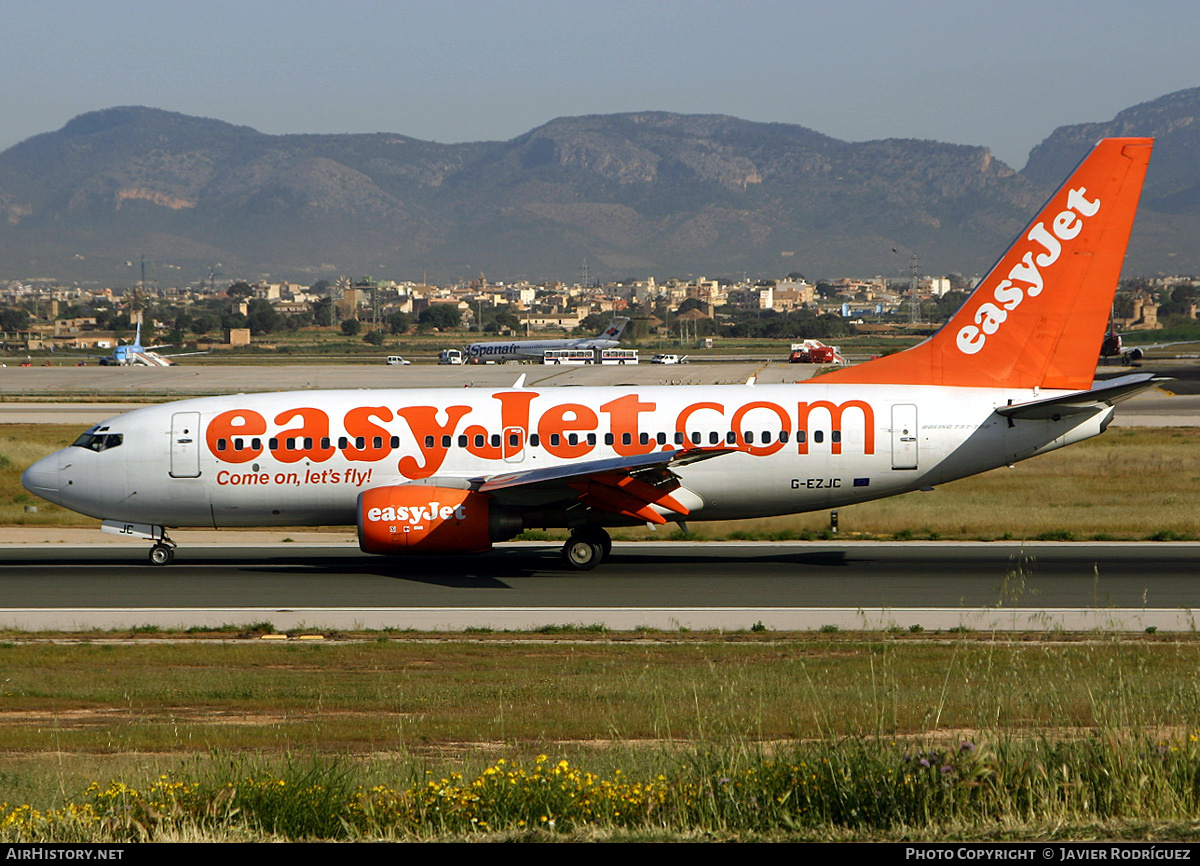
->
[23, 138, 1156, 569]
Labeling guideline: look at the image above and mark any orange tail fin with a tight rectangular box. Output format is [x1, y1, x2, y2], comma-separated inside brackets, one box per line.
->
[812, 138, 1153, 390]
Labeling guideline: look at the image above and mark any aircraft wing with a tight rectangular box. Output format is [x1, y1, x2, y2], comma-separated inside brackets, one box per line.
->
[472, 447, 735, 524]
[995, 373, 1167, 421]
[1125, 340, 1200, 352]
[142, 344, 208, 358]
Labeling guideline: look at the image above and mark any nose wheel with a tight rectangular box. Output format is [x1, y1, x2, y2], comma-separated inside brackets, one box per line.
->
[148, 538, 176, 566]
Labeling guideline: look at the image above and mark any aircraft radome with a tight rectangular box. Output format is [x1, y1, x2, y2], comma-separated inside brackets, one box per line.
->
[23, 138, 1157, 570]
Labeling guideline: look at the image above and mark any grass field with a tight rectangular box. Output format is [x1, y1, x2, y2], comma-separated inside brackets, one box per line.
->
[2, 635, 1200, 840]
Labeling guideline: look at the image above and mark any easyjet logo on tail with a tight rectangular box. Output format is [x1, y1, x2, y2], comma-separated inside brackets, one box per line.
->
[956, 187, 1101, 356]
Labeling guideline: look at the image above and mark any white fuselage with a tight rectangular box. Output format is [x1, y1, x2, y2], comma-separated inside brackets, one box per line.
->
[464, 336, 620, 363]
[23, 382, 1109, 530]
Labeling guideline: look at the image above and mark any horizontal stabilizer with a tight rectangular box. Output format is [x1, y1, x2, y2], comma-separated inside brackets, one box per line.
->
[995, 374, 1167, 421]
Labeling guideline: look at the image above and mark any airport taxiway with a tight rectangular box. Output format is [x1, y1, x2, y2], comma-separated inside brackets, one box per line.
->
[0, 361, 1196, 425]
[1, 540, 1198, 633]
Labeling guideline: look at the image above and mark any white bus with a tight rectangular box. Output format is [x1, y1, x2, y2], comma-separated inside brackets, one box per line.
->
[598, 348, 639, 365]
[542, 349, 596, 365]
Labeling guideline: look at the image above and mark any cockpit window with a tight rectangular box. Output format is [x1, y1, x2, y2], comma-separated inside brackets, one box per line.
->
[71, 429, 124, 452]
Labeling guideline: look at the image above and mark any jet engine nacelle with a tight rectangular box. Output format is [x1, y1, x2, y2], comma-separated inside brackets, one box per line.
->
[356, 486, 521, 555]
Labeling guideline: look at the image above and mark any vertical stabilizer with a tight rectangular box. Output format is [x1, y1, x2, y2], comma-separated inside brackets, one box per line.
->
[812, 138, 1153, 390]
[601, 317, 631, 341]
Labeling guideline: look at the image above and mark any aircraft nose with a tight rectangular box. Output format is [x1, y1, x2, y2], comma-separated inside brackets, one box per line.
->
[22, 454, 62, 505]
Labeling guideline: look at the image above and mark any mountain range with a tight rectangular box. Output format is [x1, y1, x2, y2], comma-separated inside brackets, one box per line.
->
[1, 88, 1198, 286]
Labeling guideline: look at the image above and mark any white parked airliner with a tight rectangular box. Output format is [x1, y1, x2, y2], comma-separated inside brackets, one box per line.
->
[463, 317, 629, 363]
[23, 138, 1156, 569]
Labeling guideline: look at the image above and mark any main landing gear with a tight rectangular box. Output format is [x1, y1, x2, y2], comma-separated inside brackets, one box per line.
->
[561, 527, 612, 571]
[148, 536, 177, 566]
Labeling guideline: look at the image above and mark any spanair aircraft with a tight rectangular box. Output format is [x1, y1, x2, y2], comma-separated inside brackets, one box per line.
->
[464, 316, 630, 363]
[23, 138, 1157, 569]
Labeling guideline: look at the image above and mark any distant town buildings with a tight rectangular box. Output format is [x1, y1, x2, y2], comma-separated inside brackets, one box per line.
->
[1, 266, 1195, 352]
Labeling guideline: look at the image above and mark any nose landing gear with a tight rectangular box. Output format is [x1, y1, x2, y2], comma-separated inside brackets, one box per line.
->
[100, 521, 178, 566]
[149, 536, 177, 566]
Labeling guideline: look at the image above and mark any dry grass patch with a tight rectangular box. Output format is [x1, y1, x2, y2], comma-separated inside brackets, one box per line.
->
[616, 427, 1200, 541]
[0, 424, 97, 526]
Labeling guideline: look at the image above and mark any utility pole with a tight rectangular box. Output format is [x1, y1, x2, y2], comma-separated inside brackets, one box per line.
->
[909, 254, 921, 324]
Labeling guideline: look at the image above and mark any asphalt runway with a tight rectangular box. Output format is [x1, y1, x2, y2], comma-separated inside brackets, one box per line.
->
[2, 359, 1195, 398]
[2, 361, 1197, 426]
[0, 360, 800, 397]
[2, 542, 1198, 632]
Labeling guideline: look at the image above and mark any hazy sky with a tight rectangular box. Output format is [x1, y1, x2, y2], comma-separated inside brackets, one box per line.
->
[3, 0, 1196, 168]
